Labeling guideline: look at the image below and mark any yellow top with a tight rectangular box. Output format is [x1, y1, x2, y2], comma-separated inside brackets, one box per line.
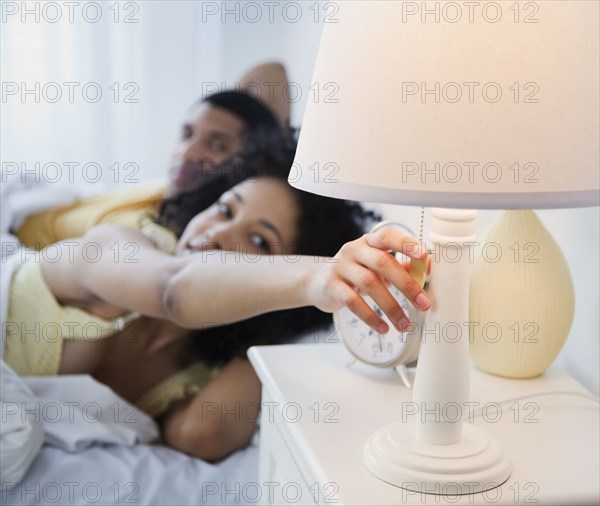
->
[15, 183, 166, 250]
[4, 257, 214, 420]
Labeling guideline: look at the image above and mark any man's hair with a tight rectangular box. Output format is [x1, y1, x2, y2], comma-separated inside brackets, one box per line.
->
[203, 91, 281, 131]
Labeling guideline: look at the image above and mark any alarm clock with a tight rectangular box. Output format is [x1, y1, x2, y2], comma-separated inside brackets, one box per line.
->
[334, 221, 427, 387]
[335, 285, 423, 367]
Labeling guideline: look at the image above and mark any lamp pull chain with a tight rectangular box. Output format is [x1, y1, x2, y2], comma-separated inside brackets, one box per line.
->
[419, 206, 425, 245]
[408, 207, 427, 288]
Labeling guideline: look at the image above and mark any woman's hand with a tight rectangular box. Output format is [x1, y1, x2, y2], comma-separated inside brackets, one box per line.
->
[305, 228, 430, 335]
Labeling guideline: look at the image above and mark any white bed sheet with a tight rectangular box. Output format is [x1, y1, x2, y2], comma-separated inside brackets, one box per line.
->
[1, 362, 261, 506]
[2, 437, 260, 506]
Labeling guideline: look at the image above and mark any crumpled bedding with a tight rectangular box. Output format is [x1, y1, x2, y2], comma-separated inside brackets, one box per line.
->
[0, 360, 159, 487]
[0, 359, 260, 505]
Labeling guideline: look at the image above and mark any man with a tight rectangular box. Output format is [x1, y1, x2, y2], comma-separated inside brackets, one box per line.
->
[15, 63, 294, 249]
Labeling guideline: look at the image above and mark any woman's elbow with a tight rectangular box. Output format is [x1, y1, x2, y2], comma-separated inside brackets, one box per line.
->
[161, 269, 192, 327]
[172, 419, 235, 462]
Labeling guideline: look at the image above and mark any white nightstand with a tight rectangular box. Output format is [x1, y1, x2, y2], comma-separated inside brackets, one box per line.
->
[248, 342, 599, 506]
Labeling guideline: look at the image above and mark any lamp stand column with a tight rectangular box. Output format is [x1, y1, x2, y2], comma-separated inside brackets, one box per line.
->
[363, 208, 511, 495]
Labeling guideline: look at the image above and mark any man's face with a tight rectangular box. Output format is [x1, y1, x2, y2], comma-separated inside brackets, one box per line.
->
[169, 104, 245, 195]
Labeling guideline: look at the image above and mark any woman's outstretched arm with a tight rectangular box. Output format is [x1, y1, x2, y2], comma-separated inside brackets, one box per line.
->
[40, 223, 320, 324]
[41, 224, 430, 332]
[167, 225, 431, 332]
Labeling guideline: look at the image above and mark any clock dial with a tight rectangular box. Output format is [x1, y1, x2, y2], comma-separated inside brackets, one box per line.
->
[335, 285, 422, 368]
[335, 222, 427, 370]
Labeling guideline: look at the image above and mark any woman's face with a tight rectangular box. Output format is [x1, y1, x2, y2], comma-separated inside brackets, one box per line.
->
[169, 104, 245, 195]
[176, 178, 300, 257]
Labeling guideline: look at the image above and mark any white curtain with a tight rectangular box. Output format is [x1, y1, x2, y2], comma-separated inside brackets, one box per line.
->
[1, 0, 324, 185]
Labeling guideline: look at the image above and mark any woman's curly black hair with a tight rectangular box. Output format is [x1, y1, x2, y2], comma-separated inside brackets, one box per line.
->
[156, 135, 380, 368]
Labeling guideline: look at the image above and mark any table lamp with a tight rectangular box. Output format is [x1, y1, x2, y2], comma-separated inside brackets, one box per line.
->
[290, 0, 599, 495]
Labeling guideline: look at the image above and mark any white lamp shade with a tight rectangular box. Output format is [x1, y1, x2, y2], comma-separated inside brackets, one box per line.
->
[291, 0, 599, 209]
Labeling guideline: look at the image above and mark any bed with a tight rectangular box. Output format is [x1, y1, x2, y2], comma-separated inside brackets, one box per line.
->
[3, 438, 260, 506]
[1, 361, 262, 506]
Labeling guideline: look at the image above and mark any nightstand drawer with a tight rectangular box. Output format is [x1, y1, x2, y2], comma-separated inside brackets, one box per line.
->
[257, 388, 320, 505]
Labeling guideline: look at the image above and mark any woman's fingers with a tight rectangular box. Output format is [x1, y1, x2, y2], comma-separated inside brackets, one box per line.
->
[336, 262, 410, 333]
[366, 228, 427, 260]
[318, 229, 431, 335]
[352, 244, 431, 312]
[330, 279, 390, 335]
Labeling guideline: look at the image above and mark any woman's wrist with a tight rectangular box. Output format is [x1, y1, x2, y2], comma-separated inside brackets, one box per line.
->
[293, 256, 331, 311]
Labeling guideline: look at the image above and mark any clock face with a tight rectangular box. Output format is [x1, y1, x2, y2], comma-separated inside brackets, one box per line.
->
[334, 285, 422, 368]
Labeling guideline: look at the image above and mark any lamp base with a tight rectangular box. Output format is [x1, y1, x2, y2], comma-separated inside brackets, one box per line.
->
[364, 421, 511, 495]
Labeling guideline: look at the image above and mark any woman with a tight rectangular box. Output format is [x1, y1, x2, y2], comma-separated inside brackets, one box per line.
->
[4, 155, 430, 462]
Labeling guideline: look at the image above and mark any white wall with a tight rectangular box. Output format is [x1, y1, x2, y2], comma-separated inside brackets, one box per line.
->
[1, 1, 325, 185]
[1, 1, 597, 394]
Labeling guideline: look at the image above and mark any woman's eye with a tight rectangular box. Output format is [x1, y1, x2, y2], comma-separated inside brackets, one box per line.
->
[217, 201, 232, 218]
[250, 234, 270, 252]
